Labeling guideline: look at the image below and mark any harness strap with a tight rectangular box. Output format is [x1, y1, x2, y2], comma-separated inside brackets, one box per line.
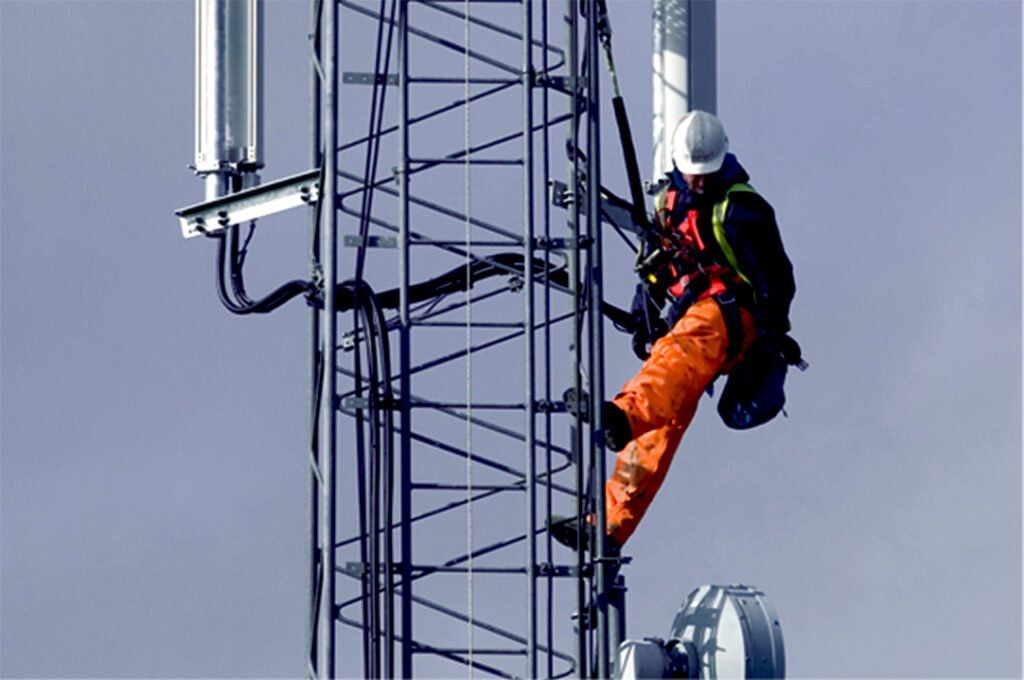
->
[714, 291, 746, 363]
[711, 183, 758, 295]
[654, 181, 756, 363]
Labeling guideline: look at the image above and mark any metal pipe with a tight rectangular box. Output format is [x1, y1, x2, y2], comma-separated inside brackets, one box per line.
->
[307, 0, 322, 677]
[195, 0, 263, 199]
[563, 0, 585, 675]
[367, 302, 381, 680]
[652, 0, 716, 178]
[397, 2, 414, 676]
[317, 0, 339, 675]
[608, 574, 627, 676]
[522, 1, 537, 673]
[540, 4, 556, 675]
[584, 2, 612, 676]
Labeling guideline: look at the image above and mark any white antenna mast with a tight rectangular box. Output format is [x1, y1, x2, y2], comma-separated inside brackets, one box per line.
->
[652, 0, 716, 178]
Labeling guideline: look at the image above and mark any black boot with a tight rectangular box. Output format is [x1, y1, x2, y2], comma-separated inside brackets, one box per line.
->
[548, 514, 591, 552]
[547, 515, 621, 555]
[602, 402, 633, 452]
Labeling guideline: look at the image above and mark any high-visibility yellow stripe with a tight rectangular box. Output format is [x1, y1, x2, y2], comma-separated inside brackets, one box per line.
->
[712, 183, 757, 296]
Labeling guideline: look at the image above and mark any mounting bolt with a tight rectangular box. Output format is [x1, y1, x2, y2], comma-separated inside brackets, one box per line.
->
[345, 561, 368, 576]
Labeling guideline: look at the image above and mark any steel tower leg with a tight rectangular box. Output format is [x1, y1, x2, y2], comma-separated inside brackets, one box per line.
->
[306, 0, 322, 676]
[313, 0, 339, 678]
[584, 0, 612, 673]
[562, 2, 587, 673]
[522, 0, 538, 674]
[396, 2, 413, 677]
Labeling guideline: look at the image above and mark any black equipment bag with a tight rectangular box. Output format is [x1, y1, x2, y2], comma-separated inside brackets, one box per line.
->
[717, 340, 789, 430]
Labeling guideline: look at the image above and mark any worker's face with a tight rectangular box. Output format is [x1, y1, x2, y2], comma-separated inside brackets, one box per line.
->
[682, 173, 707, 195]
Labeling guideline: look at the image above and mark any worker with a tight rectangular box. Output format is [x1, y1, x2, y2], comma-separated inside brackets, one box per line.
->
[552, 110, 800, 552]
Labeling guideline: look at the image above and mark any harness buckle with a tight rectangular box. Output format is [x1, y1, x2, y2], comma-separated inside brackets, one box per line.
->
[716, 291, 736, 306]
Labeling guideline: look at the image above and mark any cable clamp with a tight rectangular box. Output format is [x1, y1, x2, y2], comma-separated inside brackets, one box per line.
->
[306, 265, 324, 308]
[563, 387, 590, 421]
[533, 399, 567, 414]
[570, 564, 594, 578]
[340, 396, 368, 411]
[344, 561, 368, 576]
[535, 563, 576, 577]
[342, 72, 398, 86]
[538, 74, 580, 94]
[549, 179, 574, 208]
[344, 235, 397, 248]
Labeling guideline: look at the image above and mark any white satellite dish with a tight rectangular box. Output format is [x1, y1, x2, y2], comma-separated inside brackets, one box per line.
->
[617, 584, 784, 679]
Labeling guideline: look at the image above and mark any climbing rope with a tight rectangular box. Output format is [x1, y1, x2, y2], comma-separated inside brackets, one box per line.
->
[463, 1, 474, 674]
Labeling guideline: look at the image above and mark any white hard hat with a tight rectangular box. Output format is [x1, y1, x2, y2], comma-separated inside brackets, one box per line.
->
[671, 110, 728, 175]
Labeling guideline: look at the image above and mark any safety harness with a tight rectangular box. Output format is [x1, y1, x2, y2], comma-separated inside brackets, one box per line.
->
[645, 182, 760, 362]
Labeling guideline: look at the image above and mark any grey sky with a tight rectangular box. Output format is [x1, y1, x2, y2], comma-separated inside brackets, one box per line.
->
[1, 0, 1021, 678]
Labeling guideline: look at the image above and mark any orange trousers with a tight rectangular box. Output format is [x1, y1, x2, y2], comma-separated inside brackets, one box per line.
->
[606, 297, 755, 546]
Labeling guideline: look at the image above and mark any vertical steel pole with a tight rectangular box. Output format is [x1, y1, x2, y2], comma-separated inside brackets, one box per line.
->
[397, 1, 413, 677]
[609, 575, 626, 673]
[539, 6, 556, 676]
[307, 1, 323, 678]
[522, 1, 537, 677]
[318, 0, 339, 676]
[585, 1, 610, 676]
[563, 0, 585, 675]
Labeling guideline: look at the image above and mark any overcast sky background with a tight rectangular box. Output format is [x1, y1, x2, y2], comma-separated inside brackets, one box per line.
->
[2, 0, 1022, 678]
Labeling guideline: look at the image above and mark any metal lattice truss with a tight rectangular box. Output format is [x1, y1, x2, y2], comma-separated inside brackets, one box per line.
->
[308, 1, 624, 678]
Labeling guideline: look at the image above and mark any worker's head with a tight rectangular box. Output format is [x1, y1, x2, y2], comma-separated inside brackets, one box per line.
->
[671, 110, 728, 194]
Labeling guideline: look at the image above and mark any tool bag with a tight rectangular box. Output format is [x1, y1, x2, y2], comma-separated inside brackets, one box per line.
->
[717, 334, 804, 430]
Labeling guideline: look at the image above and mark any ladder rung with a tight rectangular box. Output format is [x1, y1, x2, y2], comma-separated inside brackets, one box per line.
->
[409, 402, 527, 409]
[414, 648, 527, 656]
[410, 321, 525, 328]
[412, 565, 527, 574]
[410, 240, 524, 247]
[409, 77, 521, 85]
[410, 157, 523, 166]
[411, 483, 525, 492]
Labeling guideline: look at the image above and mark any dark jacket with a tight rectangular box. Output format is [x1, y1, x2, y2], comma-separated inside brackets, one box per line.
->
[634, 153, 795, 337]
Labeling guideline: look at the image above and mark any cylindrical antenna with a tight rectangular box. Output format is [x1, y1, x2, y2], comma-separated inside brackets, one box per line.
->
[195, 0, 264, 200]
[652, 0, 716, 178]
